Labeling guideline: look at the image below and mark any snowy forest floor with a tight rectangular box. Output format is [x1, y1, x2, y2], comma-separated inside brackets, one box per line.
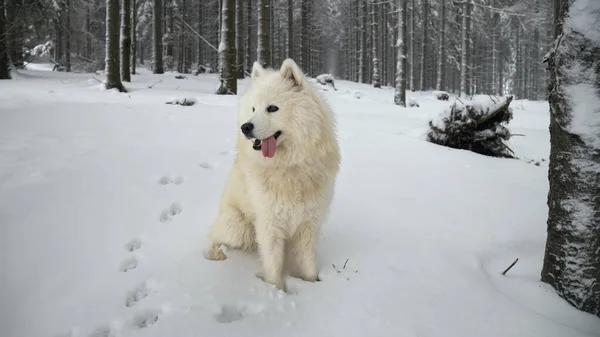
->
[1, 64, 600, 337]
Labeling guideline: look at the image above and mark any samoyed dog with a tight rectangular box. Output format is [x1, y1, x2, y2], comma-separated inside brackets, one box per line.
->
[205, 59, 341, 292]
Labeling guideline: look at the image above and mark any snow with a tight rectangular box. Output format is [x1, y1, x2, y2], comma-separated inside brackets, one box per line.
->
[1, 66, 600, 337]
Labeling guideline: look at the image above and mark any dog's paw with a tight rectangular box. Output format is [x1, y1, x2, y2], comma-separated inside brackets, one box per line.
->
[205, 244, 228, 261]
[290, 271, 320, 283]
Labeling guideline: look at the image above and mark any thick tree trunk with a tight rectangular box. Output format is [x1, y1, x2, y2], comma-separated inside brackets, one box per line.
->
[541, 0, 600, 318]
[394, 0, 407, 106]
[216, 0, 237, 95]
[131, 0, 137, 75]
[121, 0, 131, 81]
[152, 0, 164, 73]
[0, 0, 10, 79]
[257, 0, 270, 68]
[105, 0, 125, 91]
[370, 0, 380, 88]
[86, 6, 93, 59]
[235, 0, 244, 78]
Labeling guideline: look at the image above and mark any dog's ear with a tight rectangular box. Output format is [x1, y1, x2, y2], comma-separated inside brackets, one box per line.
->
[252, 61, 265, 79]
[280, 59, 304, 87]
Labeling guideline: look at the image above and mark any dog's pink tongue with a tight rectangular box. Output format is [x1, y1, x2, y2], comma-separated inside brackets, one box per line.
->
[261, 136, 277, 158]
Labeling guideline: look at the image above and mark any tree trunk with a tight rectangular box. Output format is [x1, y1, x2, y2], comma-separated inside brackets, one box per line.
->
[121, 0, 131, 81]
[419, 0, 428, 91]
[394, 0, 407, 106]
[216, 0, 237, 95]
[358, 0, 367, 83]
[244, 0, 251, 72]
[86, 6, 93, 59]
[436, 0, 445, 91]
[460, 0, 471, 97]
[152, 0, 164, 73]
[105, 0, 125, 91]
[287, 0, 293, 59]
[409, 0, 414, 90]
[65, 0, 71, 72]
[0, 0, 10, 79]
[131, 0, 137, 75]
[235, 0, 244, 78]
[257, 0, 270, 68]
[370, 0, 380, 88]
[541, 0, 600, 318]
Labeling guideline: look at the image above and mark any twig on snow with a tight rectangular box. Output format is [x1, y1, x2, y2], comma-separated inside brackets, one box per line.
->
[148, 80, 162, 89]
[502, 258, 519, 275]
[343, 258, 349, 269]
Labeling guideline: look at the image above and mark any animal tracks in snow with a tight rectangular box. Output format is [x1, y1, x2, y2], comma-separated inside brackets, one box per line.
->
[125, 280, 158, 307]
[160, 202, 183, 223]
[198, 162, 215, 169]
[213, 303, 266, 324]
[124, 238, 142, 252]
[119, 256, 138, 272]
[132, 309, 162, 329]
[158, 175, 184, 185]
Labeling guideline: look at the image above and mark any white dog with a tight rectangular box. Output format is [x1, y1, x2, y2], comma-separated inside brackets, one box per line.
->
[205, 59, 341, 292]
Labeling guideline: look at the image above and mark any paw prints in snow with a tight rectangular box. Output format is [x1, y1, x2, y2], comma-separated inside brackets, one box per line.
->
[160, 202, 183, 223]
[132, 308, 162, 329]
[158, 175, 184, 185]
[199, 162, 215, 169]
[119, 256, 139, 272]
[125, 279, 158, 307]
[213, 303, 266, 324]
[124, 238, 142, 252]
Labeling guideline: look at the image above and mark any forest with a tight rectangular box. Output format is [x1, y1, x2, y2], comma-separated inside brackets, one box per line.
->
[0, 0, 553, 103]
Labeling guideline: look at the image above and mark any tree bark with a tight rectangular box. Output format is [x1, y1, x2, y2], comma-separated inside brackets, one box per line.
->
[0, 0, 10, 79]
[121, 0, 131, 81]
[235, 0, 244, 78]
[244, 0, 251, 72]
[370, 0, 380, 88]
[152, 0, 164, 73]
[105, 0, 125, 91]
[65, 0, 71, 72]
[131, 0, 137, 75]
[287, 0, 293, 59]
[436, 0, 445, 91]
[409, 0, 414, 90]
[257, 0, 270, 68]
[358, 0, 367, 83]
[419, 0, 428, 91]
[394, 0, 407, 106]
[216, 0, 237, 95]
[541, 0, 600, 318]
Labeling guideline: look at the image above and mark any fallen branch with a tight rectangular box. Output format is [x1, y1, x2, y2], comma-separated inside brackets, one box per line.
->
[148, 80, 162, 89]
[502, 258, 519, 275]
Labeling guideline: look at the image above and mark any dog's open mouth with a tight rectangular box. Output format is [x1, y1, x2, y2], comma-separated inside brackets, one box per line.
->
[251, 131, 282, 158]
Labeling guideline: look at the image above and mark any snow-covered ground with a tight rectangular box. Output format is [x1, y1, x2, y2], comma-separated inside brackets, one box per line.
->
[1, 65, 599, 337]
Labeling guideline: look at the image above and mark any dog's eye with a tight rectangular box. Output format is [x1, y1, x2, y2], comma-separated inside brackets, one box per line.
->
[252, 107, 255, 112]
[266, 105, 279, 113]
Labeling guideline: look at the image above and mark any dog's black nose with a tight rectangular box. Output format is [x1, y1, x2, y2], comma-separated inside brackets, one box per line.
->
[241, 122, 254, 136]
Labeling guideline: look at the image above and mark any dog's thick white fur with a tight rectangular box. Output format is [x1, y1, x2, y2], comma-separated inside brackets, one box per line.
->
[205, 59, 341, 292]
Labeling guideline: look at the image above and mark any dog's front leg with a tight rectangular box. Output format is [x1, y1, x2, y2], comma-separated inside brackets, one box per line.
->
[255, 219, 287, 292]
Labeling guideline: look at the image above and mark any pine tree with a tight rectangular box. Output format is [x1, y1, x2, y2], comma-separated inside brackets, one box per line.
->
[0, 0, 9, 79]
[541, 0, 600, 318]
[152, 0, 164, 74]
[257, 0, 270, 68]
[105, 0, 125, 92]
[370, 0, 380, 88]
[394, 0, 407, 106]
[216, 0, 237, 95]
[121, 0, 131, 82]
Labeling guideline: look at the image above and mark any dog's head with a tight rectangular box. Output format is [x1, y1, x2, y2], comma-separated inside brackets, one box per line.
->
[237, 59, 337, 166]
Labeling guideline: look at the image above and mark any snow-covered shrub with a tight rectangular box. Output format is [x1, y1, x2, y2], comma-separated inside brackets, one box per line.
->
[316, 74, 337, 90]
[433, 91, 450, 101]
[408, 98, 420, 107]
[165, 97, 196, 106]
[426, 95, 516, 158]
